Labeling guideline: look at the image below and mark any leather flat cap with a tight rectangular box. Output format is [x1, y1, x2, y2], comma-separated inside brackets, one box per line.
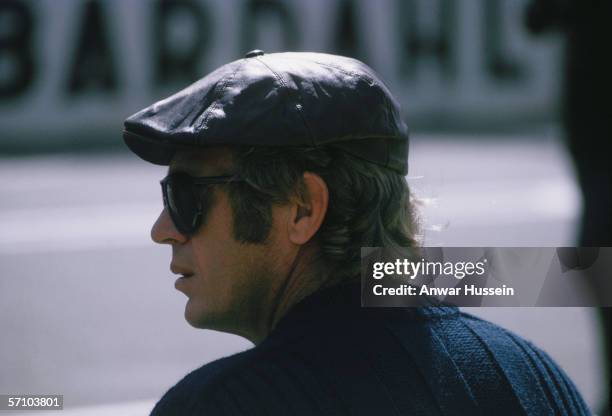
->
[123, 51, 409, 174]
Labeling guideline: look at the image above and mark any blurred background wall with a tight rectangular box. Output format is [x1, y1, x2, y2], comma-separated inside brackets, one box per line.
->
[0, 0, 561, 152]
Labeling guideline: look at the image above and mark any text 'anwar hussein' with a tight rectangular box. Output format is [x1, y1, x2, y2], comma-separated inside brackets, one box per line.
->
[123, 50, 590, 416]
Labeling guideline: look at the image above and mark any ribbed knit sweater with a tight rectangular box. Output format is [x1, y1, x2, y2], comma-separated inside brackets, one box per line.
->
[150, 280, 590, 415]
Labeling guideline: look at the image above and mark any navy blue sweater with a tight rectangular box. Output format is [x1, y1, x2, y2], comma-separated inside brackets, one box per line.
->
[151, 280, 590, 415]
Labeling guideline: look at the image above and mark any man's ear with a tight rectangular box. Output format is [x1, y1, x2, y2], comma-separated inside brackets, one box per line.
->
[288, 172, 329, 245]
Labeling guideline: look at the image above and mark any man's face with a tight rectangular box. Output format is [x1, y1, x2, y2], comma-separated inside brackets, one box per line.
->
[150, 147, 291, 338]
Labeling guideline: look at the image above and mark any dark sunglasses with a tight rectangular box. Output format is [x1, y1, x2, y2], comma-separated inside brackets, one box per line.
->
[160, 172, 245, 236]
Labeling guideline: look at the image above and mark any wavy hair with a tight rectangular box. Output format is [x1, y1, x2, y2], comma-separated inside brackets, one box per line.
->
[225, 146, 419, 283]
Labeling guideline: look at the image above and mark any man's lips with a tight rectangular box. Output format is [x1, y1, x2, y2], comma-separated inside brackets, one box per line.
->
[177, 274, 194, 280]
[170, 264, 194, 278]
[173, 272, 194, 292]
[171, 265, 194, 292]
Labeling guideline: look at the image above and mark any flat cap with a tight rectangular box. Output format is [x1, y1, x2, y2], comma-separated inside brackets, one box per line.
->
[123, 51, 409, 174]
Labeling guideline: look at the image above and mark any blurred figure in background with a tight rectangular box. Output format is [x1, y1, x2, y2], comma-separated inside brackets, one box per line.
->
[526, 1, 612, 414]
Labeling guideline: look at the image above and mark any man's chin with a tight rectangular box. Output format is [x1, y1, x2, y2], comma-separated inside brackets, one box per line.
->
[183, 301, 208, 327]
[184, 303, 226, 331]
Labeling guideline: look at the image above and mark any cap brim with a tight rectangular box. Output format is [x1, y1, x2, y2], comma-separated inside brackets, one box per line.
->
[124, 129, 409, 175]
[123, 130, 176, 166]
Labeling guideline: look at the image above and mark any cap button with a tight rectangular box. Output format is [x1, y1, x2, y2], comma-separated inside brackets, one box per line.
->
[245, 49, 265, 58]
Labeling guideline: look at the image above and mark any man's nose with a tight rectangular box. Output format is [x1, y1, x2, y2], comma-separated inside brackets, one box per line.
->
[151, 208, 188, 245]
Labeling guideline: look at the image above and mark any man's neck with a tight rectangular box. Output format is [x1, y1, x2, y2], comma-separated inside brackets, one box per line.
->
[252, 244, 325, 345]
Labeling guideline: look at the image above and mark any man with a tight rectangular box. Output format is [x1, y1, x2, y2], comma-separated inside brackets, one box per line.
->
[124, 51, 590, 415]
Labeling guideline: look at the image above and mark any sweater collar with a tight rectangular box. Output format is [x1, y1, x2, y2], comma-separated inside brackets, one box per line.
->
[268, 278, 362, 335]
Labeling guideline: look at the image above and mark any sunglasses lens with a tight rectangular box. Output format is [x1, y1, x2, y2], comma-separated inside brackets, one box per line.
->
[162, 174, 201, 235]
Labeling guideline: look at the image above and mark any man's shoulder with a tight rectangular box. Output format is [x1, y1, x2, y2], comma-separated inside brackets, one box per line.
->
[368, 307, 590, 414]
[149, 347, 268, 415]
[149, 341, 324, 415]
[434, 310, 590, 413]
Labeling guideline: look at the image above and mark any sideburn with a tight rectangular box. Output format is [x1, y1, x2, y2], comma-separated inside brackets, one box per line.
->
[227, 182, 274, 244]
